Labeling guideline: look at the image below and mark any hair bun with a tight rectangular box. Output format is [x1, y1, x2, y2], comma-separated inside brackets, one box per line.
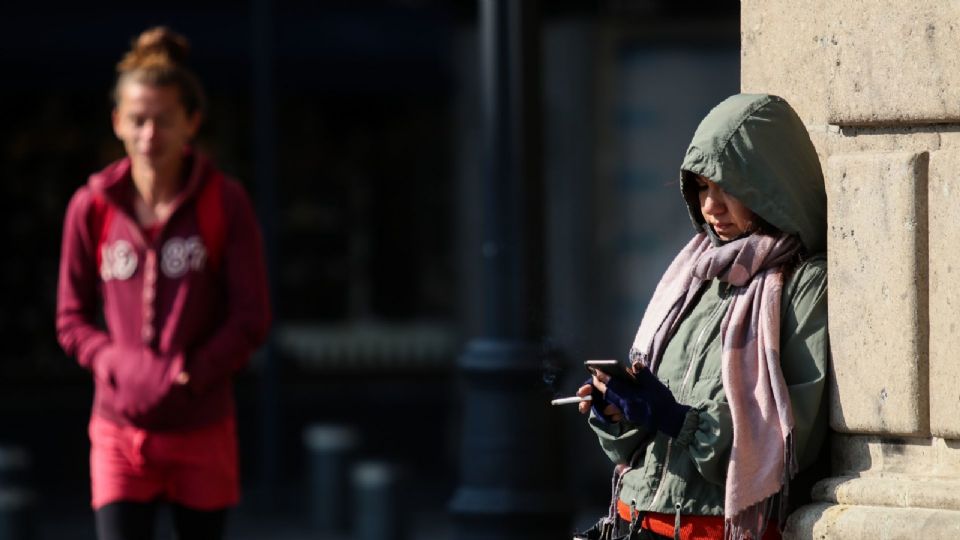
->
[118, 26, 190, 72]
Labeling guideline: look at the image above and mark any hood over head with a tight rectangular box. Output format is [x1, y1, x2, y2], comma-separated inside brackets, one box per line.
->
[679, 94, 826, 254]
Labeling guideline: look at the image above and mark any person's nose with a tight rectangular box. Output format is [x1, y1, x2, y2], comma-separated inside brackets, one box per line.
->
[140, 120, 157, 142]
[701, 188, 726, 217]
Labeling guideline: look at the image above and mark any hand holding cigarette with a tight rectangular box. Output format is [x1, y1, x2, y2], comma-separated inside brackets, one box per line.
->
[551, 395, 593, 406]
[569, 379, 624, 422]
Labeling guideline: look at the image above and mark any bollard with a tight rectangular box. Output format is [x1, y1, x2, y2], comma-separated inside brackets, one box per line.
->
[352, 461, 403, 540]
[302, 425, 358, 534]
[0, 446, 34, 540]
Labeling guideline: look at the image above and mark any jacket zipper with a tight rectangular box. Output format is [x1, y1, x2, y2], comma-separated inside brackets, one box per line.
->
[649, 439, 674, 511]
[679, 283, 729, 395]
[649, 281, 729, 511]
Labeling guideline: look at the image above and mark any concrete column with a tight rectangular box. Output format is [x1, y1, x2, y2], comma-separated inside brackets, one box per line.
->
[742, 0, 960, 537]
[449, 1, 568, 539]
[303, 425, 358, 534]
[353, 461, 404, 540]
[0, 446, 33, 540]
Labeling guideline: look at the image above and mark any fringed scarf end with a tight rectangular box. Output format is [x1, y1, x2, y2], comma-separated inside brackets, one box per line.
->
[777, 430, 799, 532]
[724, 430, 798, 539]
[724, 496, 775, 540]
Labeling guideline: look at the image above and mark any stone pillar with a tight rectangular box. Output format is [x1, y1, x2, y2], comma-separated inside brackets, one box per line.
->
[449, 1, 568, 539]
[742, 1, 960, 537]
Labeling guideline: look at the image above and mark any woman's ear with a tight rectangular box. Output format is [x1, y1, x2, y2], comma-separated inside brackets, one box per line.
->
[111, 108, 122, 139]
[186, 110, 202, 139]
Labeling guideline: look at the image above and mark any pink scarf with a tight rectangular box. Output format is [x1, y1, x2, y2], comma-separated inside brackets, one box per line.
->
[629, 232, 801, 539]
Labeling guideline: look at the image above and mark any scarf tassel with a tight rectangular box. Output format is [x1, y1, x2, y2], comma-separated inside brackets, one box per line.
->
[725, 430, 798, 539]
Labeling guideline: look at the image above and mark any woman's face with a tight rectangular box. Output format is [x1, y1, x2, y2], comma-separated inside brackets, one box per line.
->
[695, 175, 755, 241]
[112, 80, 200, 172]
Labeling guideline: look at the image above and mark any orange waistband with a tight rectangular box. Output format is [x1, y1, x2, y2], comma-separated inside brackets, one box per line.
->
[616, 499, 781, 540]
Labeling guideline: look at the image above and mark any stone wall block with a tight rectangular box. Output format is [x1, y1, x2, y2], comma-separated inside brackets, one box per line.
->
[740, 0, 835, 126]
[827, 152, 929, 435]
[828, 434, 960, 479]
[743, 1, 960, 126]
[928, 148, 960, 438]
[814, 475, 960, 510]
[827, 2, 960, 125]
[784, 504, 960, 540]
[940, 131, 960, 149]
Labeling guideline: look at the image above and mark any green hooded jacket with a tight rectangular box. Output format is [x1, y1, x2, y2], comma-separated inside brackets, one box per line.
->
[589, 94, 830, 518]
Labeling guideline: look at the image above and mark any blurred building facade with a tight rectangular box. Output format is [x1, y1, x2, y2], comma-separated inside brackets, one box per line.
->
[0, 1, 743, 538]
[0, 3, 466, 535]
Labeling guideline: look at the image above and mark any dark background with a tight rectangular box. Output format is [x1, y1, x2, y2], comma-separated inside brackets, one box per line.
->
[0, 1, 739, 537]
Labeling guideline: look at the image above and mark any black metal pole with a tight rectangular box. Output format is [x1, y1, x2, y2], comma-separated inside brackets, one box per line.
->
[250, 0, 281, 510]
[450, 1, 567, 538]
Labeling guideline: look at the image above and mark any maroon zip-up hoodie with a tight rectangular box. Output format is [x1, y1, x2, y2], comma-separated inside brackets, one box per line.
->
[56, 150, 270, 431]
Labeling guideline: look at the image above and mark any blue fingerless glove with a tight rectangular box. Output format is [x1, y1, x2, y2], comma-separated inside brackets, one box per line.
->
[585, 378, 615, 424]
[629, 368, 692, 438]
[603, 377, 654, 430]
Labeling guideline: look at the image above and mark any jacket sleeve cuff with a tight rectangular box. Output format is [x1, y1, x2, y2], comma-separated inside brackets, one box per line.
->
[588, 410, 650, 465]
[86, 337, 115, 384]
[680, 399, 733, 485]
[81, 333, 112, 372]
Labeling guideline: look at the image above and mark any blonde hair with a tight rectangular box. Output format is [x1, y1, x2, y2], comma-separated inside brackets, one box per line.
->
[112, 26, 205, 115]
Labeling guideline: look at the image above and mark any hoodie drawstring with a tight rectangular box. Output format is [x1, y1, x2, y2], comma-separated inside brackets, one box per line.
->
[673, 502, 682, 540]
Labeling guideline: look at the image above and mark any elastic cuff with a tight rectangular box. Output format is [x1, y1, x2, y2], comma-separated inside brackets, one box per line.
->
[588, 410, 629, 437]
[82, 334, 113, 374]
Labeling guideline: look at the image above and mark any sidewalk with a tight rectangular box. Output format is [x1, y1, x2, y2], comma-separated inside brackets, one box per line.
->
[29, 478, 454, 540]
[32, 499, 453, 540]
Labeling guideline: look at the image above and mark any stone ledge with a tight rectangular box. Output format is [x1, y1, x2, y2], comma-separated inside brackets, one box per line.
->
[785, 502, 960, 540]
[834, 434, 960, 477]
[813, 475, 960, 511]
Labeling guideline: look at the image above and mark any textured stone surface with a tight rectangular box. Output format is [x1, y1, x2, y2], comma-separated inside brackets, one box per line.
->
[787, 435, 960, 538]
[833, 435, 933, 476]
[830, 128, 942, 155]
[745, 0, 960, 536]
[829, 434, 960, 477]
[742, 0, 960, 126]
[826, 152, 929, 435]
[783, 503, 836, 540]
[741, 0, 834, 126]
[941, 131, 960, 149]
[785, 503, 960, 540]
[813, 476, 960, 510]
[826, 2, 960, 125]
[928, 147, 960, 438]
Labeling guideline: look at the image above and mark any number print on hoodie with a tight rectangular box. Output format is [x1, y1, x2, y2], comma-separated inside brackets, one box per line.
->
[99, 236, 210, 282]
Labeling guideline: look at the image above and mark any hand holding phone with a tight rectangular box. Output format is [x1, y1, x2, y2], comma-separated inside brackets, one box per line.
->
[584, 359, 634, 383]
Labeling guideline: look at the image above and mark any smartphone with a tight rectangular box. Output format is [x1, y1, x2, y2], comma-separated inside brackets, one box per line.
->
[584, 359, 633, 381]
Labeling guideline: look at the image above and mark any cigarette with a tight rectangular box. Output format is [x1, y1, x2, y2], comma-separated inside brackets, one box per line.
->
[551, 395, 592, 406]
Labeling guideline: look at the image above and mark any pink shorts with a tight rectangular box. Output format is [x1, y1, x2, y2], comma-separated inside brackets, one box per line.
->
[89, 415, 240, 510]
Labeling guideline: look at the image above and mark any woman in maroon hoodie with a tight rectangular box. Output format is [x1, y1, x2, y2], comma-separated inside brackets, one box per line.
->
[56, 27, 270, 540]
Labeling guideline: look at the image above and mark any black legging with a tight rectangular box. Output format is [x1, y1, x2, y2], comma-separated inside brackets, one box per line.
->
[95, 501, 227, 540]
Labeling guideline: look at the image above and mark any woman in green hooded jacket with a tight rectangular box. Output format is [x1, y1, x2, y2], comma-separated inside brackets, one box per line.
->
[575, 94, 829, 540]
